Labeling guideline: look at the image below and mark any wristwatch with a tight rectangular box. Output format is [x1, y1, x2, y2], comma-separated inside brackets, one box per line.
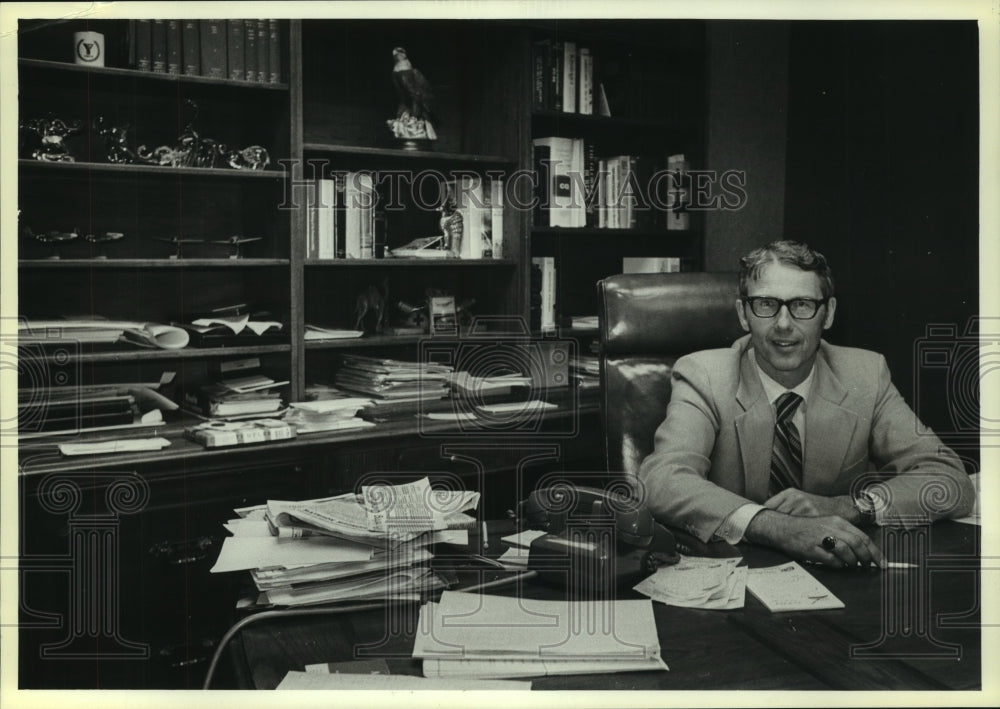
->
[853, 491, 878, 526]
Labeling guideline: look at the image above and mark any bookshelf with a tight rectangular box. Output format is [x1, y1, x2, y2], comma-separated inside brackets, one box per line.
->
[525, 21, 707, 333]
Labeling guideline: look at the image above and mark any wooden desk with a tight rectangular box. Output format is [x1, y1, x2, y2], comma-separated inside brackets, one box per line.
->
[228, 521, 981, 691]
[17, 390, 603, 689]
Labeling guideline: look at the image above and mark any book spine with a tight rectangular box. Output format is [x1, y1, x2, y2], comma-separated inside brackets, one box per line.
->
[491, 178, 504, 259]
[531, 40, 548, 111]
[268, 19, 282, 83]
[127, 20, 137, 69]
[549, 41, 563, 112]
[135, 20, 152, 71]
[571, 138, 586, 227]
[200, 20, 227, 78]
[563, 41, 577, 113]
[151, 20, 167, 73]
[190, 423, 295, 448]
[227, 20, 245, 81]
[533, 142, 551, 227]
[531, 257, 557, 332]
[255, 19, 268, 83]
[579, 47, 593, 115]
[344, 173, 362, 259]
[461, 175, 483, 259]
[584, 140, 598, 227]
[165, 20, 182, 75]
[597, 158, 607, 229]
[359, 174, 374, 259]
[334, 176, 346, 259]
[181, 20, 200, 75]
[666, 153, 690, 231]
[243, 20, 258, 82]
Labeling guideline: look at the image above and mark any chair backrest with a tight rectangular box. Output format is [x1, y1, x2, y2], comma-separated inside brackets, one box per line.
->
[597, 272, 745, 476]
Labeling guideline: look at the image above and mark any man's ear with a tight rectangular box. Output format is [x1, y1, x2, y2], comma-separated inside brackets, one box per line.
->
[822, 297, 837, 330]
[735, 299, 750, 332]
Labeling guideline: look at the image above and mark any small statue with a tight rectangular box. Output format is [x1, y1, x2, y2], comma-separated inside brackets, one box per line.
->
[227, 145, 270, 171]
[26, 226, 79, 259]
[210, 235, 262, 259]
[93, 117, 138, 164]
[85, 231, 125, 259]
[353, 277, 390, 333]
[20, 116, 83, 162]
[387, 47, 438, 148]
[440, 197, 463, 257]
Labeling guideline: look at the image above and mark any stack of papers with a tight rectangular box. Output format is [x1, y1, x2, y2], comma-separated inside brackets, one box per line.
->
[334, 354, 453, 404]
[212, 478, 478, 607]
[283, 396, 375, 434]
[746, 562, 844, 612]
[633, 555, 746, 610]
[414, 591, 668, 678]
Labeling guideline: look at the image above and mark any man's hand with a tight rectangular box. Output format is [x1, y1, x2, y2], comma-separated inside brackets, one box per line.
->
[764, 489, 859, 522]
[745, 509, 886, 569]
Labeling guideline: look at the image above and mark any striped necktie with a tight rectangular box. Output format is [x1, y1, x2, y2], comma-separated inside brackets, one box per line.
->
[768, 392, 803, 496]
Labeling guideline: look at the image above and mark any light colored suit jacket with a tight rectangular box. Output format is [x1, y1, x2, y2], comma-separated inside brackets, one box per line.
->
[637, 336, 975, 542]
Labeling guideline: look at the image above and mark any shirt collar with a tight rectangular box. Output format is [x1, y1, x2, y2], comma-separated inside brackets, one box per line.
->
[748, 347, 815, 407]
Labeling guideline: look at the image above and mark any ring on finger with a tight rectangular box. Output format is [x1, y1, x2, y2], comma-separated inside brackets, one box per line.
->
[822, 536, 838, 551]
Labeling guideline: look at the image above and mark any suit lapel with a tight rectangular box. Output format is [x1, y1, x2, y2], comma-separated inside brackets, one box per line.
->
[735, 347, 774, 502]
[802, 348, 859, 493]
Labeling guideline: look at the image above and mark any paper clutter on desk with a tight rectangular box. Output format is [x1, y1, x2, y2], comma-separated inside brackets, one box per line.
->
[212, 477, 479, 607]
[633, 555, 746, 610]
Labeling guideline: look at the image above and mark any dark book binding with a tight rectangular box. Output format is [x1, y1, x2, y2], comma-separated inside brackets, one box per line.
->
[182, 20, 200, 75]
[199, 20, 227, 78]
[227, 20, 245, 81]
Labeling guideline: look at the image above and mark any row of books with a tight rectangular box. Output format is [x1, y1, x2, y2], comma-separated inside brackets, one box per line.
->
[305, 175, 505, 260]
[128, 19, 281, 83]
[533, 136, 690, 230]
[531, 39, 609, 116]
[304, 174, 376, 260]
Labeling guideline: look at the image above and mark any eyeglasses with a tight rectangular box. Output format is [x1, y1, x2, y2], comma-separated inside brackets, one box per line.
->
[742, 296, 829, 320]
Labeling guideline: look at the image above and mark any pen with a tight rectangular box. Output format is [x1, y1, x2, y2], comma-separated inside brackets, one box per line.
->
[482, 521, 489, 551]
[885, 561, 918, 569]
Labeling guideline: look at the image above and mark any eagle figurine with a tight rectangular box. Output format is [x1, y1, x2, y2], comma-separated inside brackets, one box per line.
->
[389, 47, 438, 142]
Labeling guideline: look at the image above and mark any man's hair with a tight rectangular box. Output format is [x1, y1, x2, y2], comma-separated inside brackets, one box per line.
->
[738, 240, 835, 298]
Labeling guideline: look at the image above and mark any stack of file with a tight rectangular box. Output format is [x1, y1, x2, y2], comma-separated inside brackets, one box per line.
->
[633, 555, 746, 610]
[211, 478, 478, 607]
[334, 354, 453, 404]
[415, 591, 668, 679]
[283, 396, 376, 434]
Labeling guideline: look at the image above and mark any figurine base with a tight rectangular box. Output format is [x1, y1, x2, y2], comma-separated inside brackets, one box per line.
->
[395, 138, 433, 152]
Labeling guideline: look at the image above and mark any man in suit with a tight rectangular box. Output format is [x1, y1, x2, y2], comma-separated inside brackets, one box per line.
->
[637, 240, 975, 568]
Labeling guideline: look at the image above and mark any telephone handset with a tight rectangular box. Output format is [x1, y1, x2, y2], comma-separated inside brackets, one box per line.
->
[517, 484, 681, 593]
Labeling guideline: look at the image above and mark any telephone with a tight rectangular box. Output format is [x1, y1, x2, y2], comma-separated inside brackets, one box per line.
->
[517, 484, 682, 593]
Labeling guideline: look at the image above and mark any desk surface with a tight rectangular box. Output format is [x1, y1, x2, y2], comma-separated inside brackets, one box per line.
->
[230, 520, 981, 692]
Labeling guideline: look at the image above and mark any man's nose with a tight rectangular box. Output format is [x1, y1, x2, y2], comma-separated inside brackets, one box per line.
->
[774, 304, 795, 328]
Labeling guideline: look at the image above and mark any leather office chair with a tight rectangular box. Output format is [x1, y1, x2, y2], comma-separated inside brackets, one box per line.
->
[597, 272, 745, 476]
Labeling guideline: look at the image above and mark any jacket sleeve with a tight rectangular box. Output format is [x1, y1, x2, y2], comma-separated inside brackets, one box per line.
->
[637, 355, 756, 543]
[866, 355, 975, 525]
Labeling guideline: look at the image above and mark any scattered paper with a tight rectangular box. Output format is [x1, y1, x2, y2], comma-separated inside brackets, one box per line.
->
[477, 400, 557, 414]
[746, 561, 845, 612]
[634, 555, 745, 610]
[210, 534, 373, 573]
[413, 592, 659, 660]
[362, 477, 447, 534]
[59, 437, 171, 456]
[277, 669, 530, 690]
[423, 656, 667, 679]
[500, 530, 548, 548]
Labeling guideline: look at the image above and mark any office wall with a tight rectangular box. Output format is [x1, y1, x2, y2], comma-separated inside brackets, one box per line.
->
[703, 21, 790, 272]
[783, 21, 979, 459]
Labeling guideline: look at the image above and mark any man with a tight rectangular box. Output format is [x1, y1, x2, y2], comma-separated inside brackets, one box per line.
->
[637, 240, 975, 569]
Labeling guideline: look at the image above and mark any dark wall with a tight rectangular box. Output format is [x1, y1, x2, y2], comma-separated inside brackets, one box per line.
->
[783, 21, 979, 460]
[704, 21, 790, 270]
